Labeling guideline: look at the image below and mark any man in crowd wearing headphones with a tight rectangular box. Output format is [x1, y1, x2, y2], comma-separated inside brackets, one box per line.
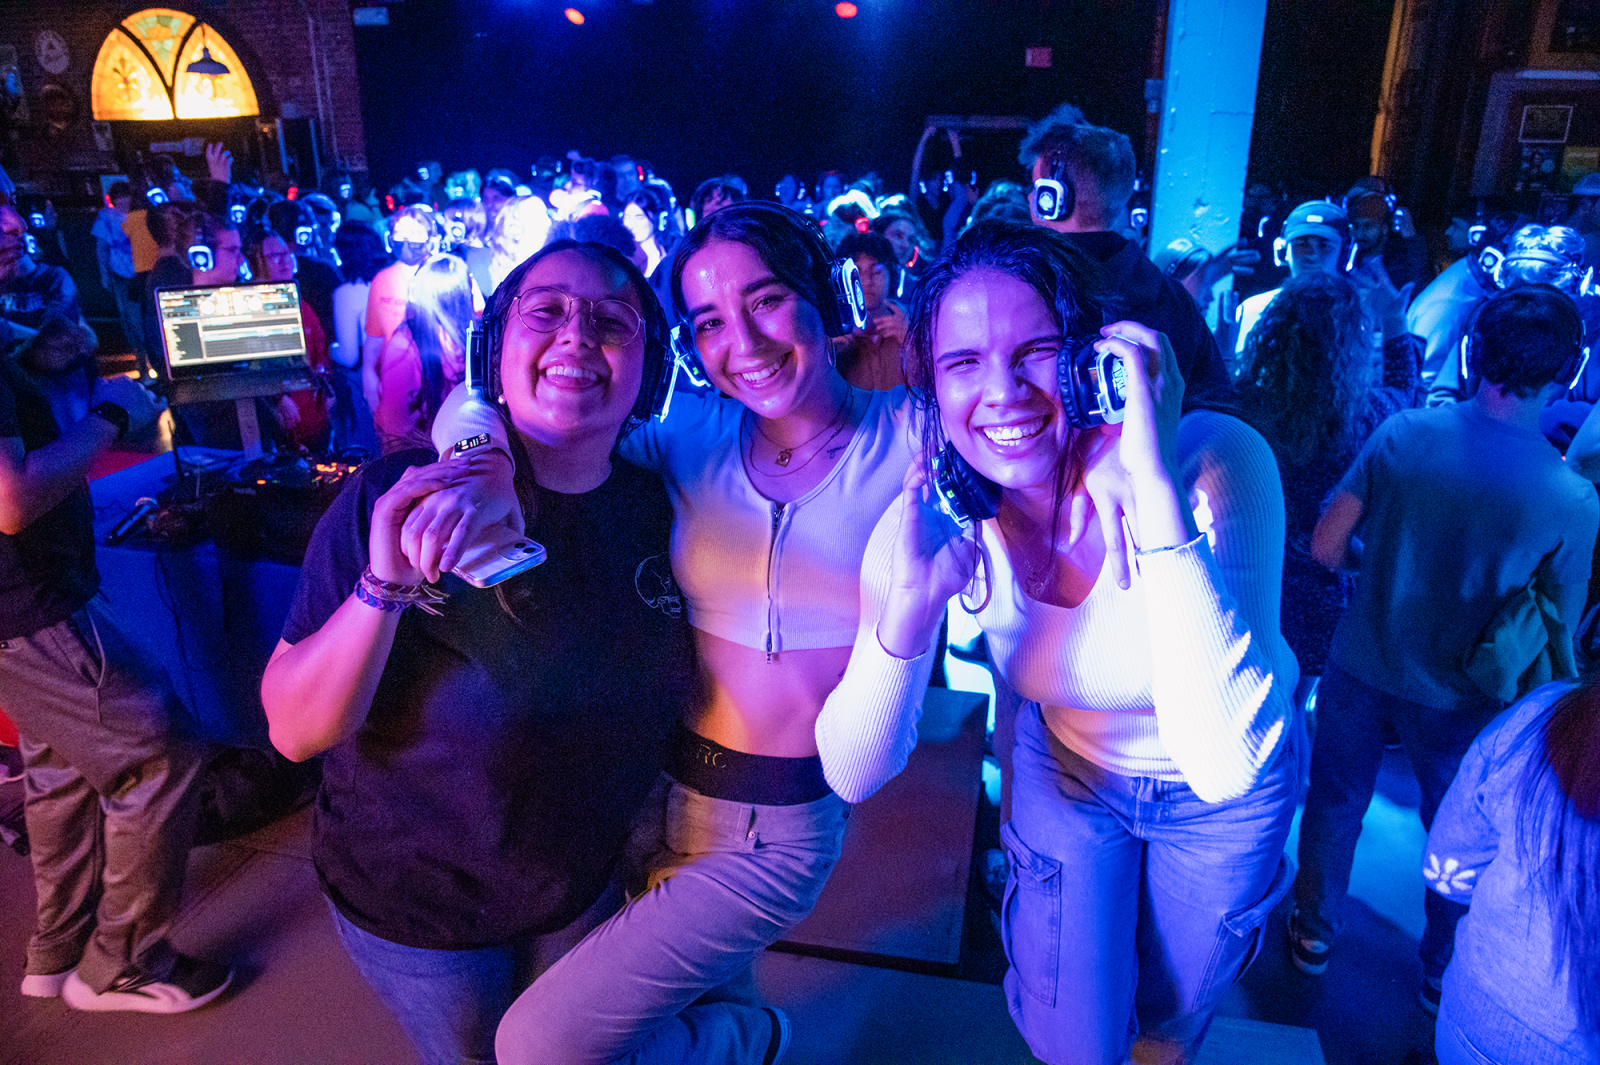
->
[1020, 104, 1235, 405]
[0, 204, 83, 347]
[1234, 199, 1415, 378]
[362, 205, 441, 412]
[1291, 284, 1598, 1012]
[0, 298, 236, 1013]
[1345, 178, 1431, 296]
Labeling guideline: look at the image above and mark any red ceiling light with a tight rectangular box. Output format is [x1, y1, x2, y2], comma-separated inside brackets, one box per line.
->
[565, 8, 585, 25]
[835, 2, 858, 17]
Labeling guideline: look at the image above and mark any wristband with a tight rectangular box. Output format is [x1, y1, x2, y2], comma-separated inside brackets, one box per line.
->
[90, 401, 130, 440]
[354, 566, 449, 616]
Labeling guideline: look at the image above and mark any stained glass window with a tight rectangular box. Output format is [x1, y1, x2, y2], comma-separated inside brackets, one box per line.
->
[91, 10, 259, 122]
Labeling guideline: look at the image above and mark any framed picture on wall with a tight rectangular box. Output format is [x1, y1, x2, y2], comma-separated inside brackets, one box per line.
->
[1521, 104, 1575, 143]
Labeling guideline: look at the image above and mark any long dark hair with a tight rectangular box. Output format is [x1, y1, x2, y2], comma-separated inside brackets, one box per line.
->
[1515, 675, 1600, 1045]
[905, 220, 1107, 500]
[401, 253, 474, 438]
[1239, 271, 1371, 467]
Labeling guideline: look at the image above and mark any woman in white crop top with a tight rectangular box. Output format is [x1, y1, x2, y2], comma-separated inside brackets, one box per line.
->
[411, 204, 973, 1064]
[903, 221, 1303, 1065]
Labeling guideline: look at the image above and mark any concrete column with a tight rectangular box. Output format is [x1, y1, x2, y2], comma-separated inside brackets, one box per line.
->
[1148, 0, 1270, 260]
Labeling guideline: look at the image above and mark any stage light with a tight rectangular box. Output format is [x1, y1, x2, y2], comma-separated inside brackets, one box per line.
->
[835, 1, 858, 16]
[565, 8, 585, 24]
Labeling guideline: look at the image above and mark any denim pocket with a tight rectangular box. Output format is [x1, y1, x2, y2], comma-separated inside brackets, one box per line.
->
[1200, 855, 1294, 1000]
[999, 821, 1061, 1008]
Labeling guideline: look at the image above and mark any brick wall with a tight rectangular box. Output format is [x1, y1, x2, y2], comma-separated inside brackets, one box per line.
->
[0, 0, 367, 187]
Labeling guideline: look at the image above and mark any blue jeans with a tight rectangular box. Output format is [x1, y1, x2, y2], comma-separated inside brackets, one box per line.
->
[1003, 703, 1298, 1065]
[1293, 661, 1491, 979]
[494, 774, 850, 1065]
[329, 887, 619, 1065]
[1436, 967, 1592, 1065]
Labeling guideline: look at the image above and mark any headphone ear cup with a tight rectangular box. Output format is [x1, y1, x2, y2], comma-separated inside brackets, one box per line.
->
[829, 257, 868, 335]
[1057, 340, 1102, 431]
[932, 443, 1000, 526]
[187, 244, 214, 272]
[1273, 237, 1288, 269]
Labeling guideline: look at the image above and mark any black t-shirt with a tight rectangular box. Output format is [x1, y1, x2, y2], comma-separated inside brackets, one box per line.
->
[1061, 231, 1237, 412]
[294, 257, 339, 335]
[0, 358, 98, 640]
[282, 450, 693, 949]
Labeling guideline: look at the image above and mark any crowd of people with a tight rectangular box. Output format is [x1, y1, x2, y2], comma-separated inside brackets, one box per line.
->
[2, 95, 1600, 1065]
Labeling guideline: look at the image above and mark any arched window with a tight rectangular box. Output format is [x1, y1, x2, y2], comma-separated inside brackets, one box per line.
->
[91, 9, 259, 121]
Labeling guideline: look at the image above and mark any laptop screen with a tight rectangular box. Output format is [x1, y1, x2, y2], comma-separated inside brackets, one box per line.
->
[155, 281, 309, 377]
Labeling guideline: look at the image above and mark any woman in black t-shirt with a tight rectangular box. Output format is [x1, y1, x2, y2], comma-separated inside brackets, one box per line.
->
[260, 241, 693, 1064]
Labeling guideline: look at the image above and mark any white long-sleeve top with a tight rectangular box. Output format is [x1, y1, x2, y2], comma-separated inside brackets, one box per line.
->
[976, 410, 1298, 802]
[431, 383, 934, 803]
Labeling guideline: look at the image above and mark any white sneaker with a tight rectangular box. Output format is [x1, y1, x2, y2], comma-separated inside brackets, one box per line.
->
[62, 955, 232, 1014]
[19, 969, 73, 997]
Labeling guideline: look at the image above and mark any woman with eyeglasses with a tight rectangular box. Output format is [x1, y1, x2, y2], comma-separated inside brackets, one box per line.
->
[260, 241, 697, 1065]
[415, 202, 965, 1063]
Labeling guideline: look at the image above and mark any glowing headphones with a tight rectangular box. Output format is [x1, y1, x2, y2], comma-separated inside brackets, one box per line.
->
[146, 185, 169, 206]
[932, 320, 1128, 529]
[1272, 201, 1357, 272]
[228, 203, 247, 224]
[468, 239, 674, 439]
[1032, 152, 1074, 223]
[1460, 284, 1589, 395]
[293, 224, 314, 248]
[187, 238, 214, 272]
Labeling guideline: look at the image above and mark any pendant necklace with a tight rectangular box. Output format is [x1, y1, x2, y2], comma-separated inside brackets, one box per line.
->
[750, 386, 854, 473]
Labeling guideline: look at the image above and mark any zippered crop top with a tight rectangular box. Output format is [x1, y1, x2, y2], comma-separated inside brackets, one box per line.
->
[433, 385, 920, 652]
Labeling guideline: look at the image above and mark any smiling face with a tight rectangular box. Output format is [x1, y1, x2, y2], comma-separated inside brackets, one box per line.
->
[621, 202, 655, 246]
[883, 219, 916, 264]
[1287, 233, 1340, 277]
[932, 268, 1071, 494]
[680, 238, 837, 422]
[498, 248, 646, 450]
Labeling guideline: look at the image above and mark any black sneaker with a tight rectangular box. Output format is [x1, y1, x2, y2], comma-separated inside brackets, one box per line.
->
[62, 954, 232, 1014]
[1286, 909, 1330, 975]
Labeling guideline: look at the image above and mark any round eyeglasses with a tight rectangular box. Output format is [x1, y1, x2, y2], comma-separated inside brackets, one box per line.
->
[514, 287, 643, 347]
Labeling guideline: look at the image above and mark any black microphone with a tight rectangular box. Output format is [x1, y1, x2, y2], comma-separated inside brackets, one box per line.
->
[106, 497, 158, 545]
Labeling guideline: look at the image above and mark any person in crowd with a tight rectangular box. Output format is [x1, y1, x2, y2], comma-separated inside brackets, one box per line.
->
[481, 172, 518, 230]
[268, 200, 340, 333]
[1292, 284, 1598, 1012]
[372, 253, 474, 452]
[1237, 271, 1418, 702]
[302, 192, 344, 269]
[92, 181, 145, 369]
[485, 195, 552, 296]
[775, 173, 812, 215]
[415, 202, 953, 1063]
[688, 173, 747, 223]
[244, 227, 332, 453]
[0, 205, 82, 348]
[1408, 206, 1524, 388]
[1345, 178, 1431, 296]
[330, 221, 388, 455]
[260, 240, 696, 1065]
[874, 205, 936, 297]
[1234, 200, 1412, 373]
[137, 202, 200, 374]
[1019, 109, 1237, 409]
[620, 182, 677, 281]
[363, 205, 442, 410]
[122, 155, 195, 276]
[1564, 171, 1600, 272]
[0, 315, 233, 1014]
[442, 197, 488, 253]
[899, 219, 1298, 1065]
[1424, 674, 1600, 1065]
[833, 230, 909, 391]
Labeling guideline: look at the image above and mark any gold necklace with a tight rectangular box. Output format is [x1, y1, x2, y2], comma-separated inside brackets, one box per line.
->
[748, 387, 855, 475]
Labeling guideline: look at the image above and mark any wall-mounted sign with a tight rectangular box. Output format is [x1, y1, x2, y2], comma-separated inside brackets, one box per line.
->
[35, 31, 69, 75]
[1521, 104, 1574, 143]
[353, 8, 390, 26]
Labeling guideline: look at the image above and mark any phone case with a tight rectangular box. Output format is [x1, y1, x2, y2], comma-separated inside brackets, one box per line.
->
[452, 530, 547, 588]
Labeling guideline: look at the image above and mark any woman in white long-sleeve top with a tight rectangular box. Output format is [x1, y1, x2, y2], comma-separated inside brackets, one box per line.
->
[411, 202, 973, 1064]
[902, 221, 1303, 1065]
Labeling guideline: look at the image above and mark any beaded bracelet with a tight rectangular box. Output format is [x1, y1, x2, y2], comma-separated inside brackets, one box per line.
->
[354, 566, 449, 616]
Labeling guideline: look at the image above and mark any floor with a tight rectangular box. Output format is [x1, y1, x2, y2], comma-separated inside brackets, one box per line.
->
[0, 743, 1441, 1065]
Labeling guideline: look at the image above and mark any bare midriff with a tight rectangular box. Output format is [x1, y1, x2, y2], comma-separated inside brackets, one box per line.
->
[688, 628, 853, 757]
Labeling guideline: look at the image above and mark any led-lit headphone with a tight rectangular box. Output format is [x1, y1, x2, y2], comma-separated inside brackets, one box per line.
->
[469, 239, 673, 439]
[932, 314, 1127, 529]
[1459, 283, 1589, 396]
[1340, 178, 1399, 227]
[1482, 224, 1597, 297]
[146, 184, 169, 206]
[1273, 201, 1357, 272]
[1032, 151, 1074, 223]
